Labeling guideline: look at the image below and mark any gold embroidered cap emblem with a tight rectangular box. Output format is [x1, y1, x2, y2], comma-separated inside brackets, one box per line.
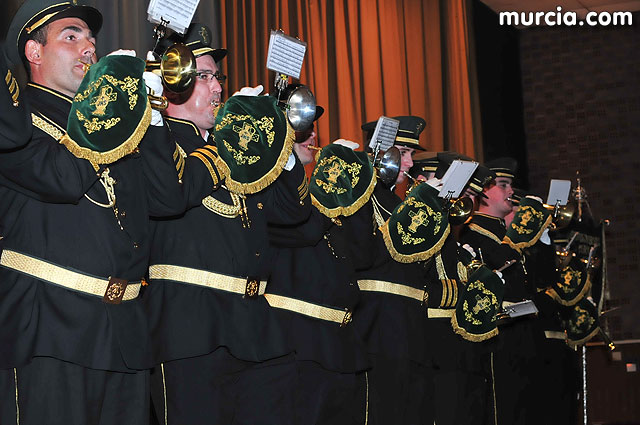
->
[408, 209, 429, 233]
[91, 86, 117, 116]
[472, 294, 492, 314]
[199, 26, 210, 44]
[325, 161, 344, 183]
[234, 122, 260, 150]
[103, 277, 129, 304]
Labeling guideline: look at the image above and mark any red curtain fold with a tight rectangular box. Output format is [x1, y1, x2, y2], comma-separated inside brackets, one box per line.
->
[218, 0, 480, 158]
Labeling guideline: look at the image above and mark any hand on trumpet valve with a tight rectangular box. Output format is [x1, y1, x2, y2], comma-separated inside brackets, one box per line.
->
[232, 85, 264, 97]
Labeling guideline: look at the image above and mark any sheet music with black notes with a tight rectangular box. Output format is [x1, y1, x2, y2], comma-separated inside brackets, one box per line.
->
[266, 31, 307, 79]
[147, 0, 200, 34]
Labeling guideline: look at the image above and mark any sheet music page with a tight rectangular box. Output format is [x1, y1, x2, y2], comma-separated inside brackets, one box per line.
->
[147, 0, 200, 34]
[368, 116, 399, 151]
[266, 31, 307, 79]
[547, 179, 572, 206]
[438, 160, 479, 198]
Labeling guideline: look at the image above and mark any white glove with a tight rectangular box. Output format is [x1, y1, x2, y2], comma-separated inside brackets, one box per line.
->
[107, 49, 137, 57]
[232, 85, 264, 97]
[283, 153, 296, 171]
[142, 71, 164, 126]
[525, 195, 543, 204]
[461, 243, 477, 258]
[332, 139, 359, 150]
[540, 228, 551, 245]
[494, 270, 505, 284]
[426, 177, 442, 189]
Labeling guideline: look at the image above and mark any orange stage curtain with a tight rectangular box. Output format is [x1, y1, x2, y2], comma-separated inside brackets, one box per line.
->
[217, 0, 481, 158]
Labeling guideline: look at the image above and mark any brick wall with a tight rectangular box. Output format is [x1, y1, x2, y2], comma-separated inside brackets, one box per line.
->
[520, 17, 640, 341]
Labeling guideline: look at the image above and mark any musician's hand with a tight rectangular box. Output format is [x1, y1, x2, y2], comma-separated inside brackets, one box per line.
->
[426, 177, 442, 189]
[232, 85, 264, 97]
[461, 243, 476, 258]
[143, 70, 164, 126]
[525, 195, 543, 204]
[540, 228, 551, 245]
[494, 270, 505, 284]
[331, 139, 359, 150]
[107, 49, 136, 57]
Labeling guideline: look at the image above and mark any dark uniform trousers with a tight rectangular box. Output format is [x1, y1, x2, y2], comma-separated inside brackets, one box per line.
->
[460, 213, 543, 425]
[422, 237, 491, 425]
[331, 185, 431, 425]
[268, 207, 369, 425]
[0, 84, 216, 425]
[145, 117, 316, 424]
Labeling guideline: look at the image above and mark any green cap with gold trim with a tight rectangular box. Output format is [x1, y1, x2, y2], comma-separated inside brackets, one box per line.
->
[362, 115, 426, 151]
[546, 257, 593, 306]
[485, 157, 517, 180]
[309, 143, 376, 218]
[60, 55, 150, 168]
[380, 183, 450, 263]
[157, 23, 226, 62]
[565, 297, 600, 348]
[451, 265, 505, 342]
[503, 197, 552, 252]
[213, 95, 294, 194]
[409, 151, 439, 179]
[6, 0, 102, 68]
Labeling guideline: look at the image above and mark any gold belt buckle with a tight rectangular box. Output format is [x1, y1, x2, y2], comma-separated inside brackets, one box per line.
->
[103, 277, 128, 304]
[245, 277, 260, 298]
[340, 309, 353, 327]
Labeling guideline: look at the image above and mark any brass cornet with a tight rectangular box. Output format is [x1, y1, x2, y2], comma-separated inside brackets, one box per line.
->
[543, 202, 575, 230]
[145, 43, 197, 110]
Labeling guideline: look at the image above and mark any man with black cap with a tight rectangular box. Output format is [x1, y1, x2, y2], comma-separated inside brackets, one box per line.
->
[0, 3, 224, 424]
[361, 115, 426, 226]
[144, 23, 313, 425]
[459, 158, 543, 425]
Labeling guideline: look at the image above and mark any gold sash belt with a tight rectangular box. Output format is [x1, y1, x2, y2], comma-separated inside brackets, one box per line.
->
[263, 293, 352, 326]
[427, 308, 455, 319]
[0, 249, 140, 301]
[544, 330, 566, 340]
[357, 279, 427, 303]
[148, 264, 267, 297]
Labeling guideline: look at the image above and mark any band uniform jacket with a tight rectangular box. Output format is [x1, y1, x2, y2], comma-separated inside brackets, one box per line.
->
[267, 207, 369, 373]
[0, 83, 216, 372]
[0, 49, 31, 150]
[330, 182, 430, 364]
[144, 116, 311, 365]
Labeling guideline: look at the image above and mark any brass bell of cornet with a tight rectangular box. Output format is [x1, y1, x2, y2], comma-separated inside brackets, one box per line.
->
[145, 43, 197, 110]
[543, 202, 575, 230]
[448, 197, 473, 225]
[369, 147, 400, 187]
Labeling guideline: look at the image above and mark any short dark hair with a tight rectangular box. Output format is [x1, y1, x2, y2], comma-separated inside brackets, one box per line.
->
[24, 24, 49, 77]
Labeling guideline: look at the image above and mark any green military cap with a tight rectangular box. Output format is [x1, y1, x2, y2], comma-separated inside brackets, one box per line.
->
[380, 182, 450, 263]
[61, 54, 150, 168]
[467, 164, 495, 195]
[158, 23, 226, 62]
[5, 0, 102, 68]
[503, 196, 552, 252]
[409, 151, 438, 179]
[565, 297, 600, 348]
[362, 115, 426, 151]
[452, 264, 505, 342]
[485, 157, 518, 180]
[309, 144, 376, 218]
[213, 95, 294, 195]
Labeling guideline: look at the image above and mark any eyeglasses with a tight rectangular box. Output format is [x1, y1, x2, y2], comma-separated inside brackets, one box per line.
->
[196, 70, 227, 83]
